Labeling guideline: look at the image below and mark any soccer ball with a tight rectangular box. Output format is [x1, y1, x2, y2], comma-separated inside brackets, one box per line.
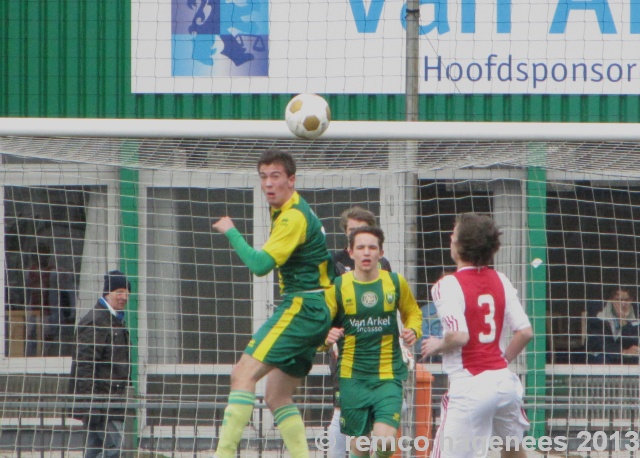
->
[285, 94, 331, 139]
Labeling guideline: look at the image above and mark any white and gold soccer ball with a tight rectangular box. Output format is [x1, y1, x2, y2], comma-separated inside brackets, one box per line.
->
[285, 93, 331, 139]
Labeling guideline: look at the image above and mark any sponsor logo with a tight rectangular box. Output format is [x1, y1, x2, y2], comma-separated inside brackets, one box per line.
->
[171, 0, 269, 77]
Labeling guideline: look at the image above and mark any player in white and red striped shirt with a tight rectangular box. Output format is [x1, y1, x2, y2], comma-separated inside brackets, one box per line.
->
[422, 213, 533, 458]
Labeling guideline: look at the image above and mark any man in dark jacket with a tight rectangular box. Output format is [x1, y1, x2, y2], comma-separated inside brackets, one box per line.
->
[69, 270, 131, 458]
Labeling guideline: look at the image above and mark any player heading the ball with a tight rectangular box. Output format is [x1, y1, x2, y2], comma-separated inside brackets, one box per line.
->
[211, 149, 335, 458]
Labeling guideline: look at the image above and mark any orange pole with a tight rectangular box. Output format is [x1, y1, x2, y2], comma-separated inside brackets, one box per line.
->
[391, 364, 434, 457]
[413, 364, 434, 457]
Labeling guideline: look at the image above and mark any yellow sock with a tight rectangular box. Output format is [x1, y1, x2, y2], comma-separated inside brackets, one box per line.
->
[214, 390, 256, 458]
[274, 405, 309, 458]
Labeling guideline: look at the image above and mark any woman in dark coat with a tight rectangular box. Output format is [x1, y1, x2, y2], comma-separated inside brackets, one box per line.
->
[586, 288, 640, 364]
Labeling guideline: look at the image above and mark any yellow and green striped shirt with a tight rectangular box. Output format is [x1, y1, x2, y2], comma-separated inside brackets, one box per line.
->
[325, 270, 422, 380]
[262, 191, 334, 294]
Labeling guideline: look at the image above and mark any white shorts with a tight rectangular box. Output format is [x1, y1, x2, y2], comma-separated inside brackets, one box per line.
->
[431, 368, 529, 458]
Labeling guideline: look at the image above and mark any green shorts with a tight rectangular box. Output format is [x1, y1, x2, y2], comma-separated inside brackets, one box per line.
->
[339, 378, 403, 437]
[245, 291, 331, 378]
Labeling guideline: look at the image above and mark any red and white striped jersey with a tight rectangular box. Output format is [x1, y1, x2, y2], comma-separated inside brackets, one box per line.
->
[431, 266, 530, 379]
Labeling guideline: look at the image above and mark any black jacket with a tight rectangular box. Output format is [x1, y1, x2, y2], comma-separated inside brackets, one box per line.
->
[586, 302, 640, 364]
[69, 300, 131, 419]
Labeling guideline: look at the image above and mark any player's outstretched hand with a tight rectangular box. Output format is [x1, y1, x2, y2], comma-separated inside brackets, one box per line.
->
[421, 336, 443, 359]
[324, 327, 344, 346]
[212, 217, 235, 234]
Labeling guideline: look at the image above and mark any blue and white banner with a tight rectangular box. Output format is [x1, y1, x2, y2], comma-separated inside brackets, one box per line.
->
[131, 0, 640, 94]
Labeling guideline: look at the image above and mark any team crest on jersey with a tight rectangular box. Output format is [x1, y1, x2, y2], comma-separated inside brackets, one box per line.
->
[361, 291, 378, 307]
[385, 292, 394, 305]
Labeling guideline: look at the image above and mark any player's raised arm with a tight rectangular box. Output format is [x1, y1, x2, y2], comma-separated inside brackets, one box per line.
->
[212, 217, 276, 276]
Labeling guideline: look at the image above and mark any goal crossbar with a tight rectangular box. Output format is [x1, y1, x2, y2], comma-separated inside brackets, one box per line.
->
[1, 118, 639, 142]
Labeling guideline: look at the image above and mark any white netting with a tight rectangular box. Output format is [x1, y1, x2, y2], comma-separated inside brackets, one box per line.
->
[3, 135, 640, 178]
[1, 123, 639, 456]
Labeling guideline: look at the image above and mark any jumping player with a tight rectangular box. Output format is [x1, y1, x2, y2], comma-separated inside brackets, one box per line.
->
[212, 149, 334, 458]
[422, 213, 533, 458]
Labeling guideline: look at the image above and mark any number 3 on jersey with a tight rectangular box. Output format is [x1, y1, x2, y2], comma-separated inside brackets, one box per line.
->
[478, 294, 496, 343]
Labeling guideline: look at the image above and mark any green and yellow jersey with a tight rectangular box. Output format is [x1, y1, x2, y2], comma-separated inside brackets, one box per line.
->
[325, 270, 422, 381]
[262, 192, 334, 294]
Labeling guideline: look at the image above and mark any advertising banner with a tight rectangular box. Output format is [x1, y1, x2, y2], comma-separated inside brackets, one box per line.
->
[131, 0, 640, 94]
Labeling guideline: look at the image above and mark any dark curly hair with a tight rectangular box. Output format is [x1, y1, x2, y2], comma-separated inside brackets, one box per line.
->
[454, 213, 502, 267]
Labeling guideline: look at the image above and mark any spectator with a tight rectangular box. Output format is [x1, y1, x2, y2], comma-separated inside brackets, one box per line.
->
[69, 270, 132, 458]
[586, 287, 640, 364]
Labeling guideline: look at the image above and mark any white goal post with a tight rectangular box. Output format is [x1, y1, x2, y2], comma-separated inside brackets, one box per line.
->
[1, 117, 640, 141]
[0, 119, 639, 456]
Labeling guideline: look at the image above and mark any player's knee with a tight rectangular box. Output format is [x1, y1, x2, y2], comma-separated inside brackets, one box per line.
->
[264, 391, 294, 410]
[263, 391, 276, 409]
[229, 363, 251, 387]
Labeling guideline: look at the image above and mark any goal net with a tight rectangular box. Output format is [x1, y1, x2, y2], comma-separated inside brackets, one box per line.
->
[0, 120, 639, 456]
